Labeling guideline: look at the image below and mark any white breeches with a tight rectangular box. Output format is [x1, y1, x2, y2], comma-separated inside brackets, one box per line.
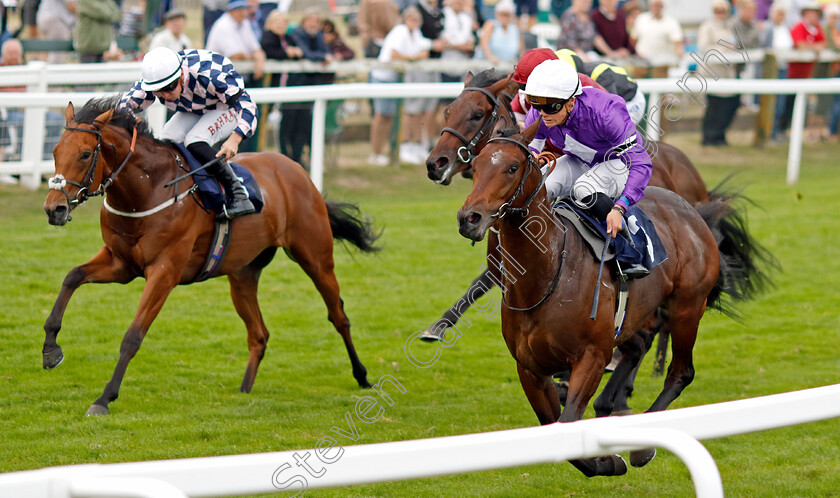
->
[159, 108, 239, 146]
[542, 154, 629, 204]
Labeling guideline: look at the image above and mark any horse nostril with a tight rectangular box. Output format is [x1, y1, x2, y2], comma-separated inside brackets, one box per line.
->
[468, 212, 481, 226]
[427, 156, 447, 172]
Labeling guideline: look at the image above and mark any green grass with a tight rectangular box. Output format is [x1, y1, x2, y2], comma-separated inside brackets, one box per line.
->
[1, 134, 839, 497]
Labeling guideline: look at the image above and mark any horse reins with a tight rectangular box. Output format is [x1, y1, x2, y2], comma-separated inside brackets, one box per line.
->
[48, 122, 139, 208]
[440, 86, 514, 165]
[484, 136, 565, 312]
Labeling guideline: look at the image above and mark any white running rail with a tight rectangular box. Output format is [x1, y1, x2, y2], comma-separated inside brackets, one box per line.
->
[0, 383, 838, 498]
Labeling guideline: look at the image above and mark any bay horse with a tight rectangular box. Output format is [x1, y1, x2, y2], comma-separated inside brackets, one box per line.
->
[422, 70, 774, 392]
[42, 97, 380, 416]
[456, 123, 737, 476]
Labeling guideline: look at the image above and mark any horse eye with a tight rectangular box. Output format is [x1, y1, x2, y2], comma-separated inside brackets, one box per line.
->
[506, 163, 519, 174]
[471, 112, 483, 121]
[80, 151, 92, 160]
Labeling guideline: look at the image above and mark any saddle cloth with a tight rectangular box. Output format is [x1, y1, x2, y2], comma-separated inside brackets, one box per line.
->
[171, 143, 264, 215]
[553, 199, 668, 271]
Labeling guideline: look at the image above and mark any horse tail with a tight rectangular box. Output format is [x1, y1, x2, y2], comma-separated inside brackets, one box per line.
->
[325, 201, 383, 253]
[696, 180, 779, 319]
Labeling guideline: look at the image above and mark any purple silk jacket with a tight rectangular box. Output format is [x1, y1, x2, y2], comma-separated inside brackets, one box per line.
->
[525, 87, 652, 210]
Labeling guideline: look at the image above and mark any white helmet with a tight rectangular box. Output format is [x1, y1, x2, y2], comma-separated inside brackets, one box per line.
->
[524, 59, 582, 105]
[140, 47, 183, 92]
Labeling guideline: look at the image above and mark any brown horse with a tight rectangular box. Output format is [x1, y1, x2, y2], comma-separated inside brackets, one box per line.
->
[42, 97, 380, 415]
[456, 123, 736, 476]
[422, 70, 714, 343]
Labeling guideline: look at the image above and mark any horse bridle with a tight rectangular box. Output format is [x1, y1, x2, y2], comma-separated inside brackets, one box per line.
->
[47, 122, 138, 208]
[485, 136, 546, 221]
[440, 86, 514, 165]
[484, 136, 564, 312]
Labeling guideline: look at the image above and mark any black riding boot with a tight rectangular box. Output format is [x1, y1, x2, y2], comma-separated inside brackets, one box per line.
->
[208, 158, 256, 218]
[578, 193, 648, 278]
[187, 141, 255, 219]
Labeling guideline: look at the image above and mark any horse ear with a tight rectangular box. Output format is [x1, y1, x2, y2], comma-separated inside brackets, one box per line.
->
[93, 109, 115, 128]
[504, 74, 519, 96]
[65, 102, 75, 125]
[520, 120, 540, 144]
[464, 72, 474, 86]
[488, 76, 511, 96]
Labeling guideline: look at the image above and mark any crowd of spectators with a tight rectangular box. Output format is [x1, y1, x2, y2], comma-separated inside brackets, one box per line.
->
[2, 0, 840, 169]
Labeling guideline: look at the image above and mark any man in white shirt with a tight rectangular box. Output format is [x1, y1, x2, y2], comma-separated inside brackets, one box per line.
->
[205, 0, 266, 82]
[149, 9, 194, 52]
[631, 0, 683, 78]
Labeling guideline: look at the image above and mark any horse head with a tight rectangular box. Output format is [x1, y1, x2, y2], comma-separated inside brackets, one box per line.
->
[457, 120, 542, 241]
[43, 103, 116, 225]
[427, 71, 518, 186]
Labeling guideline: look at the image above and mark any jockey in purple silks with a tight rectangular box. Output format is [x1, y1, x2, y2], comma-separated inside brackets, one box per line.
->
[524, 59, 653, 276]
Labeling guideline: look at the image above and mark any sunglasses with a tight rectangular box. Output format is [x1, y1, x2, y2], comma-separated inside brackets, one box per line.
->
[157, 78, 180, 93]
[517, 81, 526, 91]
[531, 100, 568, 115]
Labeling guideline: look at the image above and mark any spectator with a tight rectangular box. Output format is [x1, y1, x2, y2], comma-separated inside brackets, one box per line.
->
[776, 3, 826, 137]
[514, 0, 537, 31]
[280, 8, 333, 166]
[368, 7, 432, 166]
[119, 0, 148, 59]
[823, 3, 840, 141]
[477, 0, 522, 65]
[36, 0, 76, 64]
[440, 0, 476, 83]
[205, 0, 266, 81]
[74, 0, 120, 63]
[763, 1, 794, 142]
[556, 0, 601, 58]
[20, 0, 41, 41]
[0, 39, 62, 173]
[755, 0, 773, 22]
[203, 0, 227, 44]
[261, 9, 302, 88]
[255, 0, 278, 33]
[149, 8, 194, 52]
[358, 0, 400, 58]
[732, 0, 762, 111]
[631, 0, 683, 77]
[322, 19, 355, 61]
[698, 0, 739, 146]
[591, 0, 635, 58]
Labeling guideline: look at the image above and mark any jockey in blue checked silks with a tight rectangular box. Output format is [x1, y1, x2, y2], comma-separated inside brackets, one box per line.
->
[524, 59, 653, 276]
[119, 46, 258, 218]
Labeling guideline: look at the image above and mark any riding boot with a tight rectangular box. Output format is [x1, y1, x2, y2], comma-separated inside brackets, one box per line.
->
[208, 158, 256, 218]
[616, 225, 649, 279]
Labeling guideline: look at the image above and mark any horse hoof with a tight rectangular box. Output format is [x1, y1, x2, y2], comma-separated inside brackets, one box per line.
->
[43, 348, 65, 369]
[358, 379, 373, 389]
[630, 448, 657, 467]
[611, 409, 633, 416]
[85, 404, 110, 416]
[419, 328, 445, 342]
[601, 454, 627, 476]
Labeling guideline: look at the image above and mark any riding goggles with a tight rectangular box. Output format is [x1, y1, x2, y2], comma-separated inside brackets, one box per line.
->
[156, 78, 180, 93]
[528, 97, 569, 115]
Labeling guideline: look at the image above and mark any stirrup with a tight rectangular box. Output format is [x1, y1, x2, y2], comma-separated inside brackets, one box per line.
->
[617, 260, 649, 279]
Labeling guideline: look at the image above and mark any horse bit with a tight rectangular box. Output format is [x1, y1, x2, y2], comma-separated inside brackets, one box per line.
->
[47, 123, 138, 208]
[440, 86, 513, 165]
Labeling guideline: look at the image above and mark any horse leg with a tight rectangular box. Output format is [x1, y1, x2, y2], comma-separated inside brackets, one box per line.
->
[43, 247, 133, 369]
[228, 265, 270, 394]
[516, 363, 561, 425]
[86, 265, 179, 416]
[630, 303, 701, 468]
[593, 332, 647, 417]
[652, 312, 670, 377]
[422, 230, 501, 341]
[288, 244, 370, 388]
[562, 350, 628, 477]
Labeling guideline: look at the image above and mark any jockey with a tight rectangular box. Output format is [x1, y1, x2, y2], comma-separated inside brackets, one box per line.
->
[554, 48, 647, 125]
[511, 48, 604, 141]
[524, 59, 652, 274]
[118, 47, 258, 218]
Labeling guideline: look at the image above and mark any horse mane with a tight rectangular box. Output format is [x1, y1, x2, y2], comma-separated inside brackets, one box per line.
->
[470, 69, 506, 89]
[74, 95, 157, 142]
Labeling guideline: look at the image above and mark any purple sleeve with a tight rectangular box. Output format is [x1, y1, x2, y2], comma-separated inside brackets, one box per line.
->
[598, 99, 652, 209]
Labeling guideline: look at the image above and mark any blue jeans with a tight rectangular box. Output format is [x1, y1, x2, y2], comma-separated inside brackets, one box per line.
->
[829, 94, 840, 136]
[771, 68, 788, 139]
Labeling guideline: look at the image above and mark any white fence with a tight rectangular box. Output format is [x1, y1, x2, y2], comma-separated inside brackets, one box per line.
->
[1, 60, 839, 190]
[0, 383, 838, 498]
